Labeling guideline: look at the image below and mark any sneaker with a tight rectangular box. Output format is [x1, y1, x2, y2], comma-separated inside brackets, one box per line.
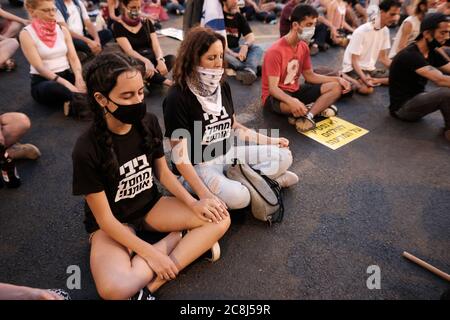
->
[236, 69, 257, 85]
[275, 171, 299, 188]
[205, 241, 221, 262]
[129, 287, 156, 300]
[7, 143, 41, 160]
[319, 105, 338, 118]
[47, 289, 71, 300]
[295, 116, 316, 133]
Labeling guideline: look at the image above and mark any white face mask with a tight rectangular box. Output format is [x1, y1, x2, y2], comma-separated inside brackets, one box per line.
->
[427, 8, 438, 14]
[298, 26, 315, 43]
[196, 66, 224, 95]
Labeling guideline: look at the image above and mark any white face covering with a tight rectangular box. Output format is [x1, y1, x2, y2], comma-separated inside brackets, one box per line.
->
[187, 66, 224, 116]
[427, 8, 438, 14]
[298, 26, 315, 43]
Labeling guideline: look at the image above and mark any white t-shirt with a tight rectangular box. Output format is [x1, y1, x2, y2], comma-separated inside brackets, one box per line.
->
[342, 22, 391, 73]
[24, 25, 70, 75]
[56, 0, 89, 36]
[389, 15, 420, 58]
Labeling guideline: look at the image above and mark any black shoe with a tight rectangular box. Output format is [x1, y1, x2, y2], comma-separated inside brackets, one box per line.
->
[256, 65, 262, 77]
[236, 69, 257, 85]
[129, 287, 156, 300]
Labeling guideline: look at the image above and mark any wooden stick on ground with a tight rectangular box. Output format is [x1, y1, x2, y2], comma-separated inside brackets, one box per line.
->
[402, 251, 450, 282]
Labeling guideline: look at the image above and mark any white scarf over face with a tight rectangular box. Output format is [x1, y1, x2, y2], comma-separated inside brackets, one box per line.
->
[187, 66, 224, 116]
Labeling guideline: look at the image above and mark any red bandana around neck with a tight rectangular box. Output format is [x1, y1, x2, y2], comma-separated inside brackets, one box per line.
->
[31, 18, 57, 48]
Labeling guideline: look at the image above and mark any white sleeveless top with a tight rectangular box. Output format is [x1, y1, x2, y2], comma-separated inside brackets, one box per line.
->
[24, 24, 70, 75]
[389, 15, 421, 59]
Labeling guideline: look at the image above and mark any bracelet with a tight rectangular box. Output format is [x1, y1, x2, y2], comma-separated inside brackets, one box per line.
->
[53, 75, 60, 82]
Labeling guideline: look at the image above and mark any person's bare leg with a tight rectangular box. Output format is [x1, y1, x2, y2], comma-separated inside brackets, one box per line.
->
[0, 112, 30, 148]
[0, 38, 19, 67]
[3, 21, 23, 38]
[90, 226, 182, 300]
[143, 196, 231, 293]
[308, 82, 341, 116]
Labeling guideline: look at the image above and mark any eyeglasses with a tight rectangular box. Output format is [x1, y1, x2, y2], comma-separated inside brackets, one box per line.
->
[37, 7, 57, 13]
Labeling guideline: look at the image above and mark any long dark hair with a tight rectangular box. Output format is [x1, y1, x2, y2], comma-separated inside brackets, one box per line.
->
[84, 52, 161, 183]
[172, 26, 226, 89]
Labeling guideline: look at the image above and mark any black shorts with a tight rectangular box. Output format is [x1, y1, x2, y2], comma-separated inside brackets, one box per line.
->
[264, 83, 322, 115]
[344, 69, 389, 80]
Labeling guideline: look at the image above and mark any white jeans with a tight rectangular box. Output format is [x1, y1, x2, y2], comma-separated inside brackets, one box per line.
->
[179, 145, 293, 209]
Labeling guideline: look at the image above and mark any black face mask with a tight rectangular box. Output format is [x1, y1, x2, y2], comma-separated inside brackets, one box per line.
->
[427, 38, 441, 51]
[105, 98, 146, 124]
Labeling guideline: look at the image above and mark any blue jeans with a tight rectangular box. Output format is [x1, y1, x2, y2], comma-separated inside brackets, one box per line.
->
[166, 2, 185, 13]
[225, 45, 263, 74]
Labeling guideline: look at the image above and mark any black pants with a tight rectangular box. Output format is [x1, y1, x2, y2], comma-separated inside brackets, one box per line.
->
[394, 88, 450, 130]
[241, 6, 276, 23]
[72, 29, 113, 55]
[140, 51, 175, 85]
[31, 69, 75, 107]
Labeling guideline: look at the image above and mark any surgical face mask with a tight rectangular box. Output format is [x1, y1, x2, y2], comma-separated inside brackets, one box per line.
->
[298, 26, 315, 43]
[427, 8, 438, 14]
[128, 9, 140, 20]
[105, 98, 146, 124]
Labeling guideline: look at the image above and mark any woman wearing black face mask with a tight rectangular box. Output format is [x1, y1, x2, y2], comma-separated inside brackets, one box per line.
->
[112, 0, 175, 88]
[72, 52, 230, 300]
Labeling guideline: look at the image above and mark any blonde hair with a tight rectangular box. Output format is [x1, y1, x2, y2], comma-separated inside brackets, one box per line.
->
[25, 0, 54, 11]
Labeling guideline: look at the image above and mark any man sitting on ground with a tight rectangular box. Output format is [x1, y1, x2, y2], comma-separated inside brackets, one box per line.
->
[55, 0, 112, 59]
[389, 13, 450, 142]
[341, 0, 401, 94]
[262, 4, 351, 132]
[223, 0, 263, 85]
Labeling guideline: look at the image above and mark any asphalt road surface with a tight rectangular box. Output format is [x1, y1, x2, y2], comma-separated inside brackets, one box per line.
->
[0, 3, 449, 299]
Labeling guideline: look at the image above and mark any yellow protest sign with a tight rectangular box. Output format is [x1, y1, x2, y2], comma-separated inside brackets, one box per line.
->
[300, 117, 369, 150]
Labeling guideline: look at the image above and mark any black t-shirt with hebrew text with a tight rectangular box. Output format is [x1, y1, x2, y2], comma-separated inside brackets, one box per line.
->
[163, 82, 235, 168]
[72, 113, 164, 233]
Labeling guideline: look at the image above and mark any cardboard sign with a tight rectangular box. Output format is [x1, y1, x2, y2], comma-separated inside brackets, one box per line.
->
[301, 117, 369, 150]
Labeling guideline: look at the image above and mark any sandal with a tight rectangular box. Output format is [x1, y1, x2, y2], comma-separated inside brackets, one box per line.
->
[295, 116, 316, 133]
